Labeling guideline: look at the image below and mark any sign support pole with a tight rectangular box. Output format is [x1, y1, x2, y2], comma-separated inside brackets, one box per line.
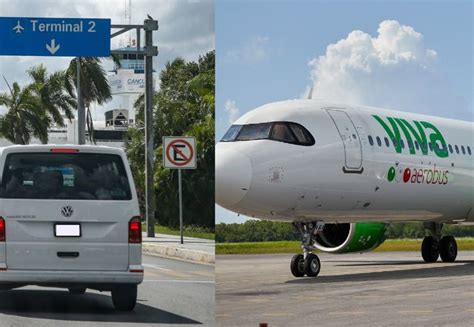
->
[144, 18, 158, 238]
[110, 19, 158, 238]
[178, 169, 184, 244]
[76, 57, 85, 145]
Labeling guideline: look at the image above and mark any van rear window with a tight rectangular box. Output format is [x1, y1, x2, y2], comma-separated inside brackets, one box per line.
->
[0, 153, 132, 200]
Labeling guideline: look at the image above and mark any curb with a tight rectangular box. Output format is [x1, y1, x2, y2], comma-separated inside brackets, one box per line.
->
[143, 243, 215, 264]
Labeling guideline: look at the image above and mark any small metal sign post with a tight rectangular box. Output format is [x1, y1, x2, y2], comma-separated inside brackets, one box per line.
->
[163, 136, 197, 244]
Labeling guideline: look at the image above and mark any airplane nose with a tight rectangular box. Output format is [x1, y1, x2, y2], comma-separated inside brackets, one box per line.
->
[215, 145, 252, 208]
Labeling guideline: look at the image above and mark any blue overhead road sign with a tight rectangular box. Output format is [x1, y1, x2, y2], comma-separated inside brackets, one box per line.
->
[0, 17, 110, 57]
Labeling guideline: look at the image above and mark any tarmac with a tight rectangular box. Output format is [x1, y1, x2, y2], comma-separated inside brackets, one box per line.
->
[216, 251, 474, 327]
[142, 233, 215, 264]
[0, 254, 215, 327]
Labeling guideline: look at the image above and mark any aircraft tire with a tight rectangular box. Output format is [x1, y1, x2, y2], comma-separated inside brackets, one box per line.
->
[304, 253, 321, 277]
[290, 254, 305, 277]
[421, 236, 440, 263]
[440, 236, 457, 262]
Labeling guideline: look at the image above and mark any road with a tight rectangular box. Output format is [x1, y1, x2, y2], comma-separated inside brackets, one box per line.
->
[0, 254, 215, 327]
[216, 251, 474, 327]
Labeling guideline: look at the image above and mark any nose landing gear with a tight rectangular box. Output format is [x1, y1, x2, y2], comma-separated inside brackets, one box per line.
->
[422, 222, 457, 263]
[290, 222, 323, 277]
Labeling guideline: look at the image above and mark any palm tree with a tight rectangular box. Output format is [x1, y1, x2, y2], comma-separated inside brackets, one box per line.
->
[27, 65, 77, 128]
[65, 57, 112, 142]
[0, 81, 50, 144]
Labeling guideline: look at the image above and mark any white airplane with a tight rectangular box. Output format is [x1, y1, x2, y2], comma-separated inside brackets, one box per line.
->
[216, 99, 473, 277]
[12, 20, 24, 34]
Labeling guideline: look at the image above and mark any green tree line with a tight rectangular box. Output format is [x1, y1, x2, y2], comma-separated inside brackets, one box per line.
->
[216, 220, 474, 243]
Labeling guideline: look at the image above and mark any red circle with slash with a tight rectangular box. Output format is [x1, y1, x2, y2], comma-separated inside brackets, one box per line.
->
[166, 139, 194, 166]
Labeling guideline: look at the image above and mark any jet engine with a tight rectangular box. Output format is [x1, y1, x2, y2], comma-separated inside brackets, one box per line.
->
[314, 223, 386, 254]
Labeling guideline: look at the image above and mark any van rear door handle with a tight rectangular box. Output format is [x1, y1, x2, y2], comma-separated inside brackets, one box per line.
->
[57, 252, 79, 258]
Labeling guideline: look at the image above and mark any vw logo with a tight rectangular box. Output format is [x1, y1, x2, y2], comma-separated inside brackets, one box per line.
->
[61, 206, 74, 218]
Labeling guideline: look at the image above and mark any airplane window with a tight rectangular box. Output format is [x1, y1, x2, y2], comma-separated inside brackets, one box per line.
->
[461, 145, 466, 154]
[221, 125, 242, 141]
[400, 139, 405, 149]
[288, 124, 314, 145]
[408, 140, 414, 151]
[455, 145, 459, 154]
[368, 135, 374, 146]
[468, 146, 472, 155]
[414, 140, 419, 150]
[376, 136, 382, 146]
[448, 144, 453, 154]
[384, 137, 390, 147]
[271, 123, 297, 143]
[429, 142, 433, 152]
[236, 123, 272, 141]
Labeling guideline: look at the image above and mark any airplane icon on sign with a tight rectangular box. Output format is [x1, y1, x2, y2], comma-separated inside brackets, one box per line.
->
[12, 20, 24, 33]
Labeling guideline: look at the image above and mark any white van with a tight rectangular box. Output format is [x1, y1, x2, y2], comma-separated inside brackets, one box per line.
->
[0, 145, 143, 311]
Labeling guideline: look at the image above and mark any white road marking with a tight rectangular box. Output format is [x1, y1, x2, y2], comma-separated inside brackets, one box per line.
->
[398, 310, 433, 314]
[329, 311, 367, 315]
[142, 263, 174, 272]
[144, 279, 215, 284]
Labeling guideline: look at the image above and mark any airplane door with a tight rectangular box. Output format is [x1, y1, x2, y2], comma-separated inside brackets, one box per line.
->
[326, 109, 363, 173]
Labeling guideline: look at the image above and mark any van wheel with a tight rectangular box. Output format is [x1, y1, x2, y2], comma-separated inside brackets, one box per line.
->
[68, 287, 86, 295]
[112, 284, 137, 311]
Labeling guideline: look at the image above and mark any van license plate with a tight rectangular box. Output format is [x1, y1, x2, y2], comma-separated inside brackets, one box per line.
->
[55, 224, 81, 237]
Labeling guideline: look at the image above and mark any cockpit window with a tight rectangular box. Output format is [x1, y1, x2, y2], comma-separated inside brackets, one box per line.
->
[236, 123, 272, 141]
[271, 123, 296, 143]
[289, 124, 313, 145]
[221, 121, 315, 146]
[221, 124, 242, 142]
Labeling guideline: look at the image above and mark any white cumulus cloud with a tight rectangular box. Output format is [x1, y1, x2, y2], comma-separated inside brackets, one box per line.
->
[308, 20, 467, 119]
[224, 99, 240, 124]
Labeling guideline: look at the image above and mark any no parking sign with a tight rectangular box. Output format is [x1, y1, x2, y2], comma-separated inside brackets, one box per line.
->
[163, 136, 197, 169]
[162, 136, 197, 244]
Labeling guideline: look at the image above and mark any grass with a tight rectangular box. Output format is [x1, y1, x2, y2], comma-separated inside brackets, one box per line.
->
[142, 225, 215, 240]
[216, 238, 474, 255]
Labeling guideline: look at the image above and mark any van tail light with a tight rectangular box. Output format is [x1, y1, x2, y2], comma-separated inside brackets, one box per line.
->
[129, 216, 142, 244]
[0, 217, 5, 242]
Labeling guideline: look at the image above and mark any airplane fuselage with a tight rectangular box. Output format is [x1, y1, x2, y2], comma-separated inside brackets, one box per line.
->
[216, 100, 473, 224]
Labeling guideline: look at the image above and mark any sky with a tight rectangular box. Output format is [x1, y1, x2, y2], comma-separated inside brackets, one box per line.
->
[216, 0, 473, 223]
[0, 0, 214, 115]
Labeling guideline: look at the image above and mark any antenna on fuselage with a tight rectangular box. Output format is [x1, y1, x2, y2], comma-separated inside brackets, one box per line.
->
[306, 86, 313, 99]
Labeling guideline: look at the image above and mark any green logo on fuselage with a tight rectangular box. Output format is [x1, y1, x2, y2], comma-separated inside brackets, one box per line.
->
[372, 115, 448, 158]
[387, 167, 396, 182]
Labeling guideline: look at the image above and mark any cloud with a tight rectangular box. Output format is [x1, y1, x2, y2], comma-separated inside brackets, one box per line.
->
[307, 20, 467, 119]
[224, 99, 240, 124]
[225, 35, 269, 63]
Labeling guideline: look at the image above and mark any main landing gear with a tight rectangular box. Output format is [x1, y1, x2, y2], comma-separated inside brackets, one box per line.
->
[421, 222, 457, 263]
[290, 222, 322, 277]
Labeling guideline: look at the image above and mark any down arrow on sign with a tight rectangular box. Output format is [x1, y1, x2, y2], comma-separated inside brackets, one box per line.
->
[46, 39, 60, 55]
